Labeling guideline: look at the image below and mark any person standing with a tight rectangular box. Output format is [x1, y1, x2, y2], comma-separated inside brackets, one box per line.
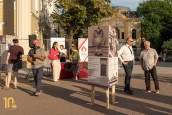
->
[49, 42, 61, 82]
[27, 40, 46, 96]
[162, 52, 166, 62]
[59, 45, 67, 62]
[118, 37, 135, 95]
[140, 41, 159, 93]
[71, 45, 80, 80]
[5, 39, 24, 89]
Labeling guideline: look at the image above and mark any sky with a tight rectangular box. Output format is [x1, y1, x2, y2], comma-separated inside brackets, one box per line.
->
[111, 0, 145, 11]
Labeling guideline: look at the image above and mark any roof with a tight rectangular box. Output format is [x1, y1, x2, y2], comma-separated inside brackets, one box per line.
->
[121, 11, 138, 18]
[112, 6, 130, 12]
[112, 6, 138, 18]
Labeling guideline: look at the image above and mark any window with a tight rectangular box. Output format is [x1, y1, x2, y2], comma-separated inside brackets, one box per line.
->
[118, 29, 120, 39]
[122, 32, 124, 39]
[132, 29, 136, 39]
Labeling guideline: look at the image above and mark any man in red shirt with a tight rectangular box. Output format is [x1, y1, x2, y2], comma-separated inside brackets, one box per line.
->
[5, 39, 24, 89]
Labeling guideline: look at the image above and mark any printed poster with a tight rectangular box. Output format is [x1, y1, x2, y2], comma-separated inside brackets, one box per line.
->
[88, 26, 119, 87]
[50, 38, 65, 49]
[78, 38, 88, 62]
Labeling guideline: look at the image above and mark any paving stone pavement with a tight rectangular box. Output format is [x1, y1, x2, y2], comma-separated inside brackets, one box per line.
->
[0, 61, 172, 115]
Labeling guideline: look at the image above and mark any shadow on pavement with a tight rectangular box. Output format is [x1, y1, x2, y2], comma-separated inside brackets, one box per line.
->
[72, 83, 172, 115]
[125, 74, 172, 84]
[16, 78, 125, 115]
[15, 74, 172, 114]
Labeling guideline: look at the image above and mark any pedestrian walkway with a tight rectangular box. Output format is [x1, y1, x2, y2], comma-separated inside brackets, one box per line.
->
[0, 61, 172, 115]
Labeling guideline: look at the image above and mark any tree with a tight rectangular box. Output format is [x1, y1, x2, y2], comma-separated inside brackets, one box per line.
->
[137, 0, 172, 52]
[162, 39, 172, 55]
[51, 0, 114, 41]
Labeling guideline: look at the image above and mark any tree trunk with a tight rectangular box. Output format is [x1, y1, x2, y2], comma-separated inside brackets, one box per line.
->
[68, 28, 74, 59]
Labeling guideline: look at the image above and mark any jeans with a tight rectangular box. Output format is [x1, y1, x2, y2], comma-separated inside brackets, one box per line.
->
[123, 61, 133, 91]
[144, 66, 159, 90]
[32, 67, 43, 92]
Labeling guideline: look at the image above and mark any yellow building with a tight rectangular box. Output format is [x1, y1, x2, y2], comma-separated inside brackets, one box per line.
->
[102, 6, 142, 54]
[0, 0, 52, 67]
[0, 0, 4, 35]
[0, 0, 51, 48]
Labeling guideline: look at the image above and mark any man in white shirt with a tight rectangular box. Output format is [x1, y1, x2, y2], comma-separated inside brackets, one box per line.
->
[118, 37, 135, 95]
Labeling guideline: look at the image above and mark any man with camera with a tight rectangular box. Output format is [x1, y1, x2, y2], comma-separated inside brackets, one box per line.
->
[27, 40, 46, 96]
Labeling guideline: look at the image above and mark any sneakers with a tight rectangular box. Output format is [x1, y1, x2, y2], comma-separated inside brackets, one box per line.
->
[34, 92, 41, 96]
[156, 90, 160, 94]
[146, 90, 151, 93]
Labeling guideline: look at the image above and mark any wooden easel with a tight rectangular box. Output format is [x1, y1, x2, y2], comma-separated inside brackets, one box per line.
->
[91, 85, 116, 109]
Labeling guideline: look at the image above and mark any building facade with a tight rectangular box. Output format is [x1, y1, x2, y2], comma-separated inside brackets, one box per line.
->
[0, 0, 59, 67]
[0, 0, 3, 35]
[102, 6, 141, 54]
[0, 0, 5, 35]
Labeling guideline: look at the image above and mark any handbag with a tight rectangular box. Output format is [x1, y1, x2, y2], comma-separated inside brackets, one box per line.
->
[18, 58, 22, 69]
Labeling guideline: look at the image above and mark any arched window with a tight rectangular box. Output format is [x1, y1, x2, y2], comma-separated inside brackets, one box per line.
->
[132, 29, 136, 39]
[122, 32, 124, 39]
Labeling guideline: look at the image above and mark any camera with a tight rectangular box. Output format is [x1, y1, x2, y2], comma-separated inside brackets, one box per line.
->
[30, 44, 37, 61]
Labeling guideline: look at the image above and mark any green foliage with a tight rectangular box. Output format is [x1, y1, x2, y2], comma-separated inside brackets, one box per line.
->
[162, 39, 172, 55]
[137, 0, 172, 52]
[51, 0, 113, 39]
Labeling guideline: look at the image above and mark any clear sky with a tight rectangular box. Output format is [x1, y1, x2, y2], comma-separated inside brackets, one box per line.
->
[111, 0, 145, 11]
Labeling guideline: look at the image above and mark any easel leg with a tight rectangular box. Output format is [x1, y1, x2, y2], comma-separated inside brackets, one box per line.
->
[91, 85, 95, 105]
[112, 85, 115, 104]
[106, 88, 109, 109]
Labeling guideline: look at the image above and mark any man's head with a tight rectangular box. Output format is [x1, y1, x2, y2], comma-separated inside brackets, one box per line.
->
[126, 37, 133, 46]
[144, 41, 150, 50]
[13, 39, 19, 45]
[33, 40, 40, 48]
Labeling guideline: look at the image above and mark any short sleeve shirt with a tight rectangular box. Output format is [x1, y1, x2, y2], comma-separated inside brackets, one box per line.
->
[59, 49, 67, 57]
[8, 45, 24, 64]
[139, 48, 158, 70]
[118, 44, 135, 62]
[28, 48, 45, 69]
[72, 50, 79, 63]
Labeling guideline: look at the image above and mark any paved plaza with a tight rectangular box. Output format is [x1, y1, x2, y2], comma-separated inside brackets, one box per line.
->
[0, 61, 172, 115]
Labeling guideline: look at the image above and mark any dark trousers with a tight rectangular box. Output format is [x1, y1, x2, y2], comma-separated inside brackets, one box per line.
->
[123, 61, 133, 91]
[32, 67, 43, 92]
[144, 66, 159, 90]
